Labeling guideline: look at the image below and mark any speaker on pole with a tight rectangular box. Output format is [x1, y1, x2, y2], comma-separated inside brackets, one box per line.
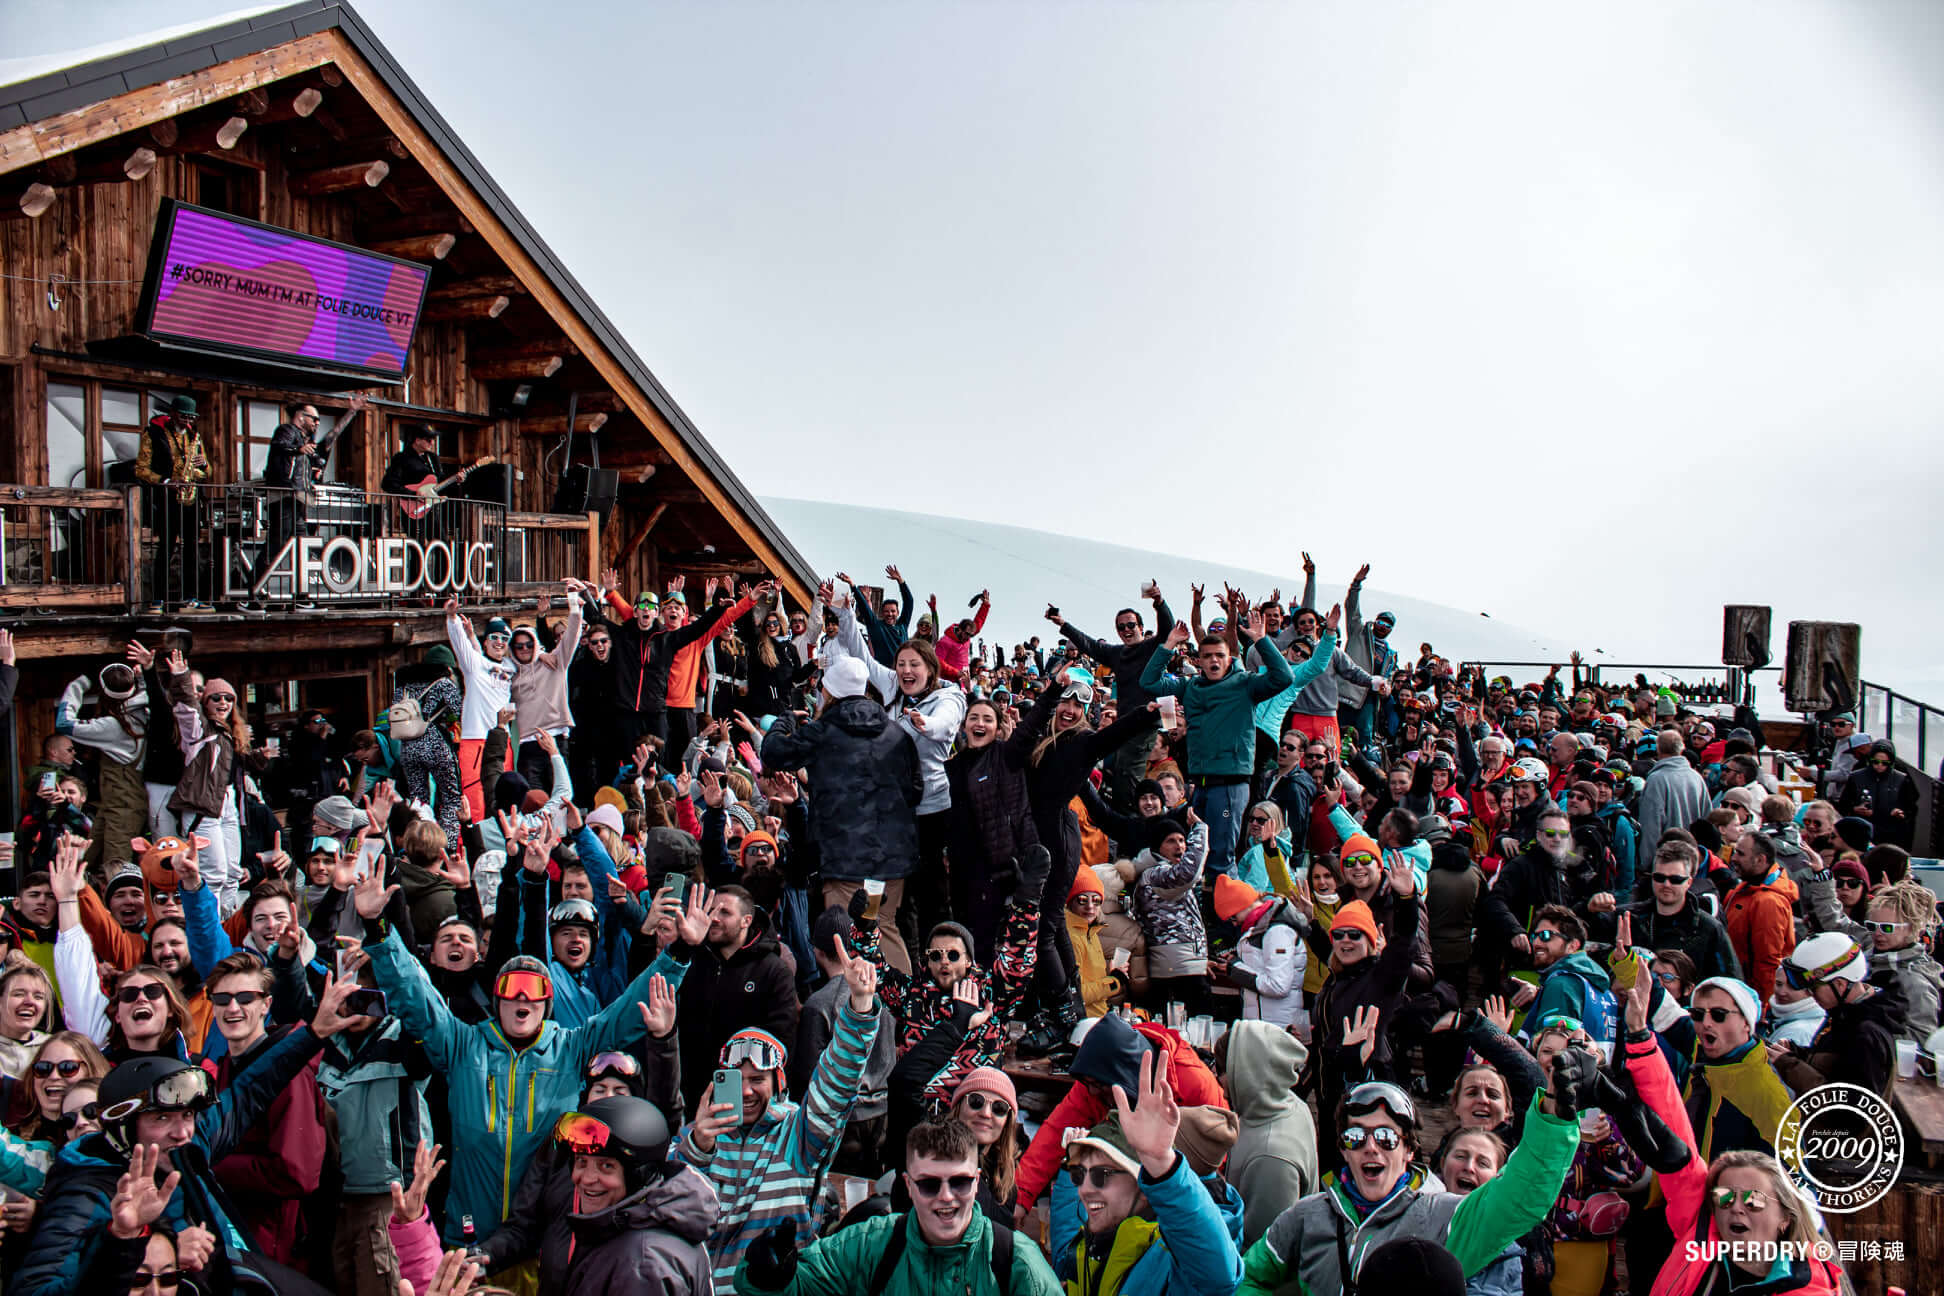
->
[1783, 621, 1861, 714]
[1722, 605, 1772, 668]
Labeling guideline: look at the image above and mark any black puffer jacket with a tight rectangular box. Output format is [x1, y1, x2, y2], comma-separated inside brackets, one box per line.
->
[677, 910, 800, 1108]
[760, 698, 922, 883]
[1596, 895, 1740, 982]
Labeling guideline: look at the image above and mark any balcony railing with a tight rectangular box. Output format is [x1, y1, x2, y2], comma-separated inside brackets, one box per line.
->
[0, 483, 596, 613]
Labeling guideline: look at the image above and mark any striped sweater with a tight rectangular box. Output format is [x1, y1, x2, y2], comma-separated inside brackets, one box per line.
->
[679, 996, 879, 1296]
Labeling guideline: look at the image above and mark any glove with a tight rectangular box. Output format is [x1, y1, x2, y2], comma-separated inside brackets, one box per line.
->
[1547, 1045, 1601, 1121]
[846, 885, 878, 931]
[1014, 844, 1052, 905]
[744, 1222, 800, 1291]
[1594, 1070, 1692, 1175]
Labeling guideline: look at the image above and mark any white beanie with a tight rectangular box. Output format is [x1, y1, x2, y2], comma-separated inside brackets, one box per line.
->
[1694, 975, 1762, 1029]
[1787, 933, 1869, 987]
[823, 656, 870, 701]
[585, 804, 625, 837]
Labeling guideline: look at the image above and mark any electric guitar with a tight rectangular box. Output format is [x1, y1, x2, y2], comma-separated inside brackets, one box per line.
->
[399, 456, 492, 519]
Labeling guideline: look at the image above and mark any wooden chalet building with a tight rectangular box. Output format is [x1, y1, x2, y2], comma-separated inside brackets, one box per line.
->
[0, 1, 815, 811]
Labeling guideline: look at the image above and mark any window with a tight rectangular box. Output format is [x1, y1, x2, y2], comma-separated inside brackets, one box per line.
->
[194, 163, 258, 219]
[43, 380, 196, 488]
[235, 398, 350, 483]
[44, 382, 86, 490]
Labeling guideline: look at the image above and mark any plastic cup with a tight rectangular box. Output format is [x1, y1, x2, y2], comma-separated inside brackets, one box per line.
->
[1896, 1039, 1918, 1079]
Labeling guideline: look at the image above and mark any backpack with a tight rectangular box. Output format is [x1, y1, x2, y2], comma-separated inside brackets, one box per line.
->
[866, 1214, 1014, 1296]
[387, 697, 428, 741]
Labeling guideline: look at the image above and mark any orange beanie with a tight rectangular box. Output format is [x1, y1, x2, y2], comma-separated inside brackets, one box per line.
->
[1329, 899, 1380, 944]
[1068, 867, 1104, 904]
[1212, 874, 1262, 922]
[1339, 833, 1381, 865]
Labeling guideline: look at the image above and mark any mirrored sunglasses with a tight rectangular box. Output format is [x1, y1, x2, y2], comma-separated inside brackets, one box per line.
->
[1340, 1125, 1403, 1151]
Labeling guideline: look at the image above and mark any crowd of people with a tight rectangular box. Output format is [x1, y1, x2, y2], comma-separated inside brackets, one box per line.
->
[0, 557, 1931, 1296]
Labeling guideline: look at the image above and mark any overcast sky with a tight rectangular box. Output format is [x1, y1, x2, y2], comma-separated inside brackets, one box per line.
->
[8, 0, 1944, 693]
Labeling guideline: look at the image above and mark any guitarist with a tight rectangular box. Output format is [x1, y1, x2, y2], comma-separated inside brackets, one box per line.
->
[256, 394, 365, 604]
[383, 422, 447, 537]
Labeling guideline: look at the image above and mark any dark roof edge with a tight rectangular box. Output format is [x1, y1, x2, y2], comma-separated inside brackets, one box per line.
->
[0, 0, 818, 589]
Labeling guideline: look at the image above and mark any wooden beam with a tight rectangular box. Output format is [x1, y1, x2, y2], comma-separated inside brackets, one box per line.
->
[231, 88, 272, 117]
[47, 146, 157, 186]
[518, 410, 607, 435]
[322, 32, 812, 604]
[611, 501, 669, 569]
[431, 274, 526, 299]
[365, 210, 473, 242]
[288, 159, 389, 195]
[251, 86, 324, 123]
[316, 63, 345, 88]
[422, 294, 509, 321]
[473, 336, 577, 364]
[472, 354, 562, 380]
[153, 114, 249, 155]
[0, 33, 335, 175]
[367, 232, 456, 261]
[0, 180, 56, 220]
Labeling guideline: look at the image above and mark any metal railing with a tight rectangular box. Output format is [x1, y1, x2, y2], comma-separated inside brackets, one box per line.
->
[0, 482, 595, 613]
[1860, 681, 1942, 775]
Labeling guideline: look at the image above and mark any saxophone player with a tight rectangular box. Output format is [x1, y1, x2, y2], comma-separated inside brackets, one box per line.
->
[134, 393, 212, 609]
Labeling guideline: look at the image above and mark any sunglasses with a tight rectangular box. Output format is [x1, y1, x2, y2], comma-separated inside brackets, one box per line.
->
[1655, 971, 1681, 987]
[1247, 814, 1271, 826]
[1870, 758, 1892, 767]
[925, 948, 966, 964]
[1538, 828, 1570, 840]
[485, 634, 511, 646]
[495, 969, 553, 1002]
[208, 990, 264, 1008]
[205, 694, 235, 706]
[1863, 919, 1906, 934]
[960, 1092, 1011, 1119]
[1530, 929, 1562, 944]
[1711, 1187, 1769, 1211]
[1340, 1125, 1403, 1151]
[32, 1058, 85, 1079]
[1650, 873, 1690, 885]
[587, 638, 611, 646]
[114, 982, 167, 1005]
[911, 1172, 978, 1198]
[1066, 1165, 1131, 1188]
[1115, 622, 1140, 633]
[1690, 1006, 1738, 1024]
[1330, 929, 1367, 944]
[1342, 853, 1377, 869]
[743, 842, 776, 857]
[131, 1269, 183, 1291]
[1835, 877, 1866, 889]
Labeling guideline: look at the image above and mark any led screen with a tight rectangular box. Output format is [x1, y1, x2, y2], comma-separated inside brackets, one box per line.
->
[136, 200, 429, 378]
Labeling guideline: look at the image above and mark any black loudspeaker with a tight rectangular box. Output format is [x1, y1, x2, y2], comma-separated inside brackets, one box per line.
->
[1784, 621, 1862, 714]
[456, 462, 512, 507]
[553, 466, 619, 521]
[1722, 605, 1772, 668]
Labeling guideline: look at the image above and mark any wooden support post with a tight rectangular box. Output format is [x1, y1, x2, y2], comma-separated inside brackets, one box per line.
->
[472, 355, 562, 381]
[366, 232, 456, 261]
[231, 88, 271, 117]
[612, 502, 668, 570]
[517, 411, 607, 436]
[585, 513, 602, 584]
[288, 159, 389, 195]
[421, 294, 509, 321]
[0, 181, 56, 220]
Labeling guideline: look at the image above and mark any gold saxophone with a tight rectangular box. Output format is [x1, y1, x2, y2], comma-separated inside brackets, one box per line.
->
[176, 432, 209, 503]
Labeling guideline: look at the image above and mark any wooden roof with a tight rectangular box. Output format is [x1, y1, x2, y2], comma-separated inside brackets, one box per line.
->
[0, 0, 816, 600]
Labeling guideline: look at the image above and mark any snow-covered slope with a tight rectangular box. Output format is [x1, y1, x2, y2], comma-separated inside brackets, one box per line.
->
[760, 497, 1579, 671]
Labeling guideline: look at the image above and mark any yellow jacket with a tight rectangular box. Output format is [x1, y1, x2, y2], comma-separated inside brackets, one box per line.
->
[1065, 910, 1120, 1017]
